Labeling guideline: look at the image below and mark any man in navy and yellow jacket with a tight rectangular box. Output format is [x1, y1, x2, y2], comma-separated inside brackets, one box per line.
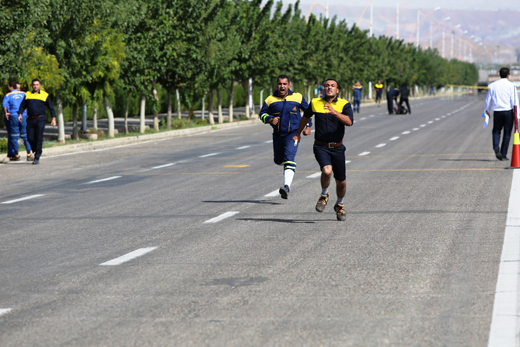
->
[293, 79, 354, 221]
[260, 75, 310, 199]
[18, 79, 56, 165]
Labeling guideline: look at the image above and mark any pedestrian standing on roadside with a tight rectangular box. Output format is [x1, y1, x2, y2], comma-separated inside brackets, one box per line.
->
[3, 82, 34, 161]
[18, 79, 56, 165]
[259, 75, 311, 199]
[292, 79, 354, 221]
[484, 67, 520, 161]
[374, 80, 383, 107]
[352, 81, 363, 113]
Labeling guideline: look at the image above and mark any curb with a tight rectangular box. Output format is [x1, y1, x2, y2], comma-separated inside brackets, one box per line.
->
[1, 119, 262, 160]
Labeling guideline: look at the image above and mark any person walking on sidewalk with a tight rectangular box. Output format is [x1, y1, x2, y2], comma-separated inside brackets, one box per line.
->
[374, 80, 384, 107]
[18, 79, 56, 165]
[259, 75, 311, 199]
[485, 67, 520, 161]
[2, 82, 33, 161]
[292, 79, 354, 221]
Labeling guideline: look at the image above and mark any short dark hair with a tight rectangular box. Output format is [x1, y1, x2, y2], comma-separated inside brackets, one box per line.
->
[323, 78, 340, 89]
[32, 79, 40, 84]
[499, 67, 510, 78]
[277, 75, 290, 84]
[8, 81, 17, 88]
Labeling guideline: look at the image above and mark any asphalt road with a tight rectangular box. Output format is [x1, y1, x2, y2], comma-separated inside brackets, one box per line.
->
[0, 94, 516, 346]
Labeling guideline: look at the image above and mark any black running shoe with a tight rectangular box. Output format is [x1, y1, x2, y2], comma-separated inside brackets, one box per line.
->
[279, 185, 290, 199]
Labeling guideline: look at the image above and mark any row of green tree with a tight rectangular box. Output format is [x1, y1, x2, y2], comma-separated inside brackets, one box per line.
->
[1, 0, 478, 141]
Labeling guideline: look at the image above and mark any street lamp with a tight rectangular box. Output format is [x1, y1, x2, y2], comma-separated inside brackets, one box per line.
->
[424, 16, 450, 48]
[357, 0, 375, 38]
[306, 0, 329, 23]
[385, 0, 414, 39]
[407, 6, 440, 47]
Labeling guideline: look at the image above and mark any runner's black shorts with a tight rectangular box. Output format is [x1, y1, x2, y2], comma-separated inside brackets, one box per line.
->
[313, 144, 346, 181]
[376, 91, 382, 101]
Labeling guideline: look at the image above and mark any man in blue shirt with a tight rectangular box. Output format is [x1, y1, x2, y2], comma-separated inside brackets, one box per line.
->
[352, 81, 363, 113]
[293, 79, 354, 221]
[2, 82, 33, 161]
[260, 75, 310, 199]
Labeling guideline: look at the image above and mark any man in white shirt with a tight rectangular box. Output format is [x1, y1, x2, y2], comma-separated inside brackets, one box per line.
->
[485, 67, 520, 161]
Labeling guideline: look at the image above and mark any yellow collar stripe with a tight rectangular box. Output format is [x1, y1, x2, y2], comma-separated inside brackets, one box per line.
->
[265, 93, 303, 107]
[311, 98, 349, 113]
[25, 91, 49, 102]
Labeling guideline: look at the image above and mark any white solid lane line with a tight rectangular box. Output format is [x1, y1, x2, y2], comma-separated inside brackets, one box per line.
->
[358, 152, 370, 156]
[265, 189, 280, 197]
[199, 152, 220, 158]
[236, 146, 250, 150]
[86, 176, 122, 184]
[375, 143, 386, 148]
[307, 172, 322, 178]
[100, 247, 158, 266]
[488, 170, 520, 347]
[203, 211, 239, 224]
[402, 131, 411, 135]
[2, 195, 45, 204]
[0, 309, 11, 316]
[152, 163, 176, 169]
[390, 137, 399, 141]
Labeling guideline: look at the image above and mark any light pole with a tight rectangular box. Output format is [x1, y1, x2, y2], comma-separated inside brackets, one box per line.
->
[423, 16, 450, 48]
[385, 0, 413, 39]
[409, 7, 440, 47]
[357, 0, 375, 38]
[442, 30, 446, 58]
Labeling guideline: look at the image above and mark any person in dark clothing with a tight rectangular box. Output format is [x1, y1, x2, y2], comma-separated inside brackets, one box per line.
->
[386, 89, 399, 114]
[399, 85, 411, 114]
[395, 103, 408, 114]
[17, 79, 56, 165]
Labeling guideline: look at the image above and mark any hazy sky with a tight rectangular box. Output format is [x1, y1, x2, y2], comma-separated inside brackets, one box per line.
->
[295, 0, 519, 11]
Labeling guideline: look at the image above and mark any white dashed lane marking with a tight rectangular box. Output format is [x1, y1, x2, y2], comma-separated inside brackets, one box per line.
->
[375, 143, 386, 148]
[203, 211, 239, 224]
[390, 137, 399, 141]
[435, 118, 441, 121]
[0, 309, 12, 316]
[86, 176, 122, 184]
[413, 128, 419, 131]
[236, 146, 250, 150]
[346, 160, 351, 164]
[199, 153, 220, 158]
[307, 172, 322, 178]
[100, 247, 158, 266]
[420, 124, 426, 127]
[152, 163, 176, 169]
[1, 195, 45, 204]
[428, 121, 434, 124]
[264, 140, 273, 144]
[358, 152, 371, 156]
[402, 131, 411, 135]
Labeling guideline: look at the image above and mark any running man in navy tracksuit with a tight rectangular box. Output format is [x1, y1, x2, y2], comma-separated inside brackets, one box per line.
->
[260, 75, 311, 199]
[352, 81, 363, 113]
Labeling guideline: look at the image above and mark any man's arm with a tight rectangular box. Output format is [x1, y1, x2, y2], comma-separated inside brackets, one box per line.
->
[292, 103, 314, 143]
[259, 101, 277, 125]
[484, 88, 492, 116]
[324, 102, 353, 126]
[45, 95, 57, 126]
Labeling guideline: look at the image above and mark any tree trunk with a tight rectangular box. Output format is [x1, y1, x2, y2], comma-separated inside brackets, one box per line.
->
[208, 90, 215, 125]
[307, 84, 311, 104]
[104, 99, 115, 138]
[217, 87, 223, 124]
[259, 89, 264, 110]
[152, 81, 159, 131]
[93, 107, 98, 130]
[167, 88, 172, 129]
[140, 94, 146, 134]
[72, 104, 79, 140]
[176, 89, 181, 119]
[124, 90, 130, 135]
[243, 79, 250, 119]
[228, 79, 234, 123]
[57, 95, 65, 143]
[201, 96, 205, 121]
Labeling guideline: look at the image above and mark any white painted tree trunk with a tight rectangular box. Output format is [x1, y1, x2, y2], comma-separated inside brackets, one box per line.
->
[244, 79, 250, 119]
[228, 79, 234, 123]
[152, 82, 159, 131]
[201, 96, 205, 121]
[124, 90, 129, 135]
[57, 95, 65, 143]
[140, 95, 146, 134]
[259, 89, 264, 110]
[167, 89, 172, 129]
[217, 88, 223, 124]
[72, 104, 79, 140]
[208, 90, 215, 125]
[176, 89, 181, 119]
[104, 99, 115, 138]
[93, 107, 98, 130]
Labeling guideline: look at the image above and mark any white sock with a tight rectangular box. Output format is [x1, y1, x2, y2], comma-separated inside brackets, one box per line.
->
[322, 187, 329, 195]
[284, 169, 295, 187]
[336, 197, 344, 205]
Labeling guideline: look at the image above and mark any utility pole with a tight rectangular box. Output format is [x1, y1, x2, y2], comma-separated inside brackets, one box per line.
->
[416, 10, 420, 47]
[370, 1, 373, 37]
[429, 21, 433, 48]
[442, 30, 445, 58]
[450, 32, 454, 58]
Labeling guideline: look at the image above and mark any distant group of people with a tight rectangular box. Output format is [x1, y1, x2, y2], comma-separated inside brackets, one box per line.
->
[2, 79, 56, 164]
[386, 84, 411, 115]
